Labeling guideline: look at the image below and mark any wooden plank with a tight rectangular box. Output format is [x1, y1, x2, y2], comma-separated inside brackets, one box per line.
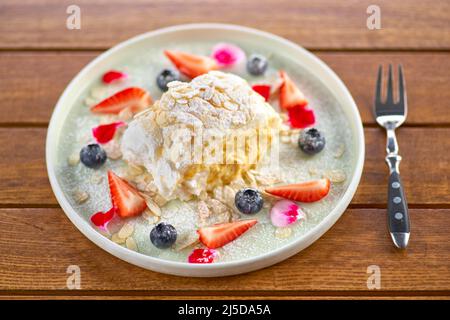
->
[2, 295, 450, 300]
[1, 52, 449, 125]
[0, 127, 448, 206]
[0, 208, 448, 291]
[0, 0, 449, 50]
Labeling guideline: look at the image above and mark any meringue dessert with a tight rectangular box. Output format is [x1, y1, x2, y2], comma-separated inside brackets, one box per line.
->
[121, 71, 281, 201]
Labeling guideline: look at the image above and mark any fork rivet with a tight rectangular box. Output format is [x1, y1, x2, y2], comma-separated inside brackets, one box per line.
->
[392, 182, 400, 189]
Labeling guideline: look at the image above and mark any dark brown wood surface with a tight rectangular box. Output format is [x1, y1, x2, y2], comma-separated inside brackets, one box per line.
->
[0, 0, 448, 299]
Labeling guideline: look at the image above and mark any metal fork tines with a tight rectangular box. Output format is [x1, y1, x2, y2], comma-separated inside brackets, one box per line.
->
[374, 64, 410, 249]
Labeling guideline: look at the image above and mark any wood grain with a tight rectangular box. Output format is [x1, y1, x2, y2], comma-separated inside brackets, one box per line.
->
[1, 52, 449, 125]
[0, 0, 449, 50]
[0, 208, 448, 292]
[0, 127, 448, 206]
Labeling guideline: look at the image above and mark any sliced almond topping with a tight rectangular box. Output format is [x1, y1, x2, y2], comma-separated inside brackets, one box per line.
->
[127, 164, 145, 177]
[111, 233, 126, 244]
[153, 194, 168, 207]
[197, 200, 211, 219]
[67, 153, 80, 166]
[174, 233, 199, 252]
[140, 193, 162, 216]
[103, 141, 122, 160]
[73, 189, 89, 204]
[222, 186, 236, 207]
[125, 237, 138, 251]
[333, 143, 345, 158]
[275, 227, 292, 239]
[143, 209, 160, 224]
[118, 222, 134, 239]
[326, 169, 347, 183]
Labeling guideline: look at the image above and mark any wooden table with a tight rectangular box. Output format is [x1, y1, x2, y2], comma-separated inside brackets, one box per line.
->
[0, 0, 449, 300]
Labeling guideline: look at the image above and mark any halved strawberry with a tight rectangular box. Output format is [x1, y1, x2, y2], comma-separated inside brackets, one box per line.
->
[279, 70, 308, 110]
[252, 84, 271, 102]
[91, 87, 152, 115]
[197, 220, 257, 249]
[107, 171, 147, 218]
[265, 178, 330, 203]
[164, 50, 218, 79]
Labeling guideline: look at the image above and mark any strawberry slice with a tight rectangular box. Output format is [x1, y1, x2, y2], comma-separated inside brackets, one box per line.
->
[91, 87, 152, 115]
[279, 70, 308, 110]
[265, 178, 331, 203]
[252, 84, 271, 101]
[198, 220, 257, 249]
[164, 50, 218, 79]
[107, 171, 147, 218]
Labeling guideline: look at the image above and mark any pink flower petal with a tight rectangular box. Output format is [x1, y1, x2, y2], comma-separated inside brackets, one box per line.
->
[211, 43, 246, 67]
[91, 207, 115, 230]
[252, 84, 271, 101]
[102, 70, 128, 84]
[92, 121, 126, 144]
[188, 248, 218, 264]
[270, 200, 305, 227]
[287, 105, 316, 129]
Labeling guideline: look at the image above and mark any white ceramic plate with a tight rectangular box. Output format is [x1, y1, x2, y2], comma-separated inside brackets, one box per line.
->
[46, 23, 364, 277]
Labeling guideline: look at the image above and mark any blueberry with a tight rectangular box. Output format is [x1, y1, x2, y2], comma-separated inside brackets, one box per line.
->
[156, 68, 180, 91]
[235, 188, 264, 215]
[150, 222, 177, 249]
[298, 128, 326, 155]
[79, 143, 107, 169]
[246, 54, 268, 76]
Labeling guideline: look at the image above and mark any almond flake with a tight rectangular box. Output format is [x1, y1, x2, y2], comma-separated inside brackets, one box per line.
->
[111, 233, 126, 244]
[275, 227, 292, 239]
[141, 193, 161, 216]
[143, 209, 160, 224]
[174, 234, 199, 252]
[333, 144, 345, 158]
[73, 189, 89, 204]
[103, 141, 122, 160]
[67, 153, 80, 166]
[326, 169, 346, 183]
[125, 237, 138, 251]
[126, 164, 144, 177]
[153, 194, 168, 207]
[118, 222, 134, 239]
[197, 200, 211, 219]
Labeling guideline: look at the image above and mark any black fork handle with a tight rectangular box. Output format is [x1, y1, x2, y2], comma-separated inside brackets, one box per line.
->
[386, 155, 410, 248]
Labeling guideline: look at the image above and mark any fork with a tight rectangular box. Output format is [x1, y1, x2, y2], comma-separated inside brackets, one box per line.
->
[374, 64, 410, 249]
